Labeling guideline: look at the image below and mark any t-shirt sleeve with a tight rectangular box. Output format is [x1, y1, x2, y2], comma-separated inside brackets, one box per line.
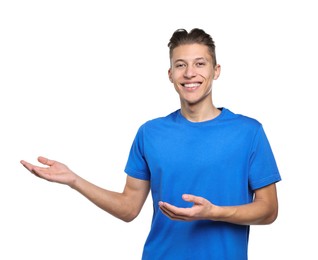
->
[124, 125, 151, 181]
[249, 125, 281, 190]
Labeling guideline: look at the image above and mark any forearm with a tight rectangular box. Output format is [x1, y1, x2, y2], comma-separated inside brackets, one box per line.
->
[213, 198, 278, 225]
[69, 175, 136, 222]
[20, 157, 148, 222]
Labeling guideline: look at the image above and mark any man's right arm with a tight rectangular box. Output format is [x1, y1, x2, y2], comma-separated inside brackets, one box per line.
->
[71, 175, 150, 222]
[20, 156, 150, 222]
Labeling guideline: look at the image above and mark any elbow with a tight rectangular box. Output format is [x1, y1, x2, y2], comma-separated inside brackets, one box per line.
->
[119, 208, 140, 223]
[261, 206, 279, 225]
[121, 215, 137, 223]
[267, 209, 279, 224]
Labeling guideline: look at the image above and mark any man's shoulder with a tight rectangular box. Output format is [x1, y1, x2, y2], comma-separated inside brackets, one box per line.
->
[221, 107, 262, 127]
[145, 110, 179, 124]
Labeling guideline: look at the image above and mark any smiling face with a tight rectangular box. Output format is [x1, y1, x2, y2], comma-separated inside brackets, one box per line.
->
[168, 43, 220, 108]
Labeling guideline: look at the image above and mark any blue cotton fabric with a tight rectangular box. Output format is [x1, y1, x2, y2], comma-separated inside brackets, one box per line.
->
[125, 108, 281, 260]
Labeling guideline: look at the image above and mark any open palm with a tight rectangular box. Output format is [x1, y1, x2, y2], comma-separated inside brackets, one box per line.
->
[20, 156, 76, 185]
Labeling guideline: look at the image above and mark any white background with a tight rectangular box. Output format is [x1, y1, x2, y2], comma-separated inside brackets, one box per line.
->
[1, 0, 317, 259]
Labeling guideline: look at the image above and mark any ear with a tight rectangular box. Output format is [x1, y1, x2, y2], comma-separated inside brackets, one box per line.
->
[213, 64, 221, 80]
[168, 68, 173, 82]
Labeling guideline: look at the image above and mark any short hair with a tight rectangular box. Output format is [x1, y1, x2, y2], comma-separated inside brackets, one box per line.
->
[168, 28, 217, 66]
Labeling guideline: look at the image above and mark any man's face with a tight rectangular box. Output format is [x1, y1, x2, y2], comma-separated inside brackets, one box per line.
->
[168, 43, 220, 106]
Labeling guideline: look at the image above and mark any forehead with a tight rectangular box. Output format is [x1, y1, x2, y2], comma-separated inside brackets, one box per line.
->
[171, 43, 211, 62]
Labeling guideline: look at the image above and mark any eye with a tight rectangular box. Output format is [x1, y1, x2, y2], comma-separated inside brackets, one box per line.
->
[175, 63, 186, 68]
[196, 62, 206, 67]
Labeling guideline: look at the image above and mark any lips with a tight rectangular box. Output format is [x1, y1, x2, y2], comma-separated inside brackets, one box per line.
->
[183, 83, 201, 88]
[181, 83, 201, 91]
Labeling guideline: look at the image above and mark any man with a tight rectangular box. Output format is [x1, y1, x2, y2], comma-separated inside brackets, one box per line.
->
[21, 28, 281, 259]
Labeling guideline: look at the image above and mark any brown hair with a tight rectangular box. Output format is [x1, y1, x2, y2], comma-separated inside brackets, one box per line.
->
[168, 28, 217, 66]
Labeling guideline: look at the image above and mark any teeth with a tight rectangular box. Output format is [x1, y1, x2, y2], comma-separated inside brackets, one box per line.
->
[184, 83, 200, 88]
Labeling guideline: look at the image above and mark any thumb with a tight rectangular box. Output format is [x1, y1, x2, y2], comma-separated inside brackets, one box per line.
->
[38, 156, 55, 166]
[182, 194, 195, 202]
[182, 194, 204, 205]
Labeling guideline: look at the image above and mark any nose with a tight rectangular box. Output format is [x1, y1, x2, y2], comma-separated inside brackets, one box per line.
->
[184, 66, 196, 78]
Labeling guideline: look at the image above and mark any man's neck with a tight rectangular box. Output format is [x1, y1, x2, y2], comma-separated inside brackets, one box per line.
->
[180, 104, 221, 122]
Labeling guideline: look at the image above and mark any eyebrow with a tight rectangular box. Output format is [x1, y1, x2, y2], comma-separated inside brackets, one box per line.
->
[174, 57, 206, 63]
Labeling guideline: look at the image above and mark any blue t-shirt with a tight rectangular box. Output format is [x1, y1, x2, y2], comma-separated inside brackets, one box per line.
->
[125, 108, 281, 260]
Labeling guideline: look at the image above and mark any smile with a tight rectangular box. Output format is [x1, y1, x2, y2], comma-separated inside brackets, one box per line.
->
[183, 83, 201, 88]
[182, 83, 201, 90]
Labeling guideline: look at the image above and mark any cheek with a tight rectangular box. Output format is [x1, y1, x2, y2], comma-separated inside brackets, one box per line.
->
[199, 72, 214, 82]
[198, 68, 214, 79]
[171, 71, 182, 80]
[173, 84, 182, 94]
[202, 71, 215, 81]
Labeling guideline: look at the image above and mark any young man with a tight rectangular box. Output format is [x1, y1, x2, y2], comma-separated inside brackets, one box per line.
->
[21, 28, 281, 259]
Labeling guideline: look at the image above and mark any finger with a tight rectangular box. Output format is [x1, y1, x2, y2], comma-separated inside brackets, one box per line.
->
[38, 156, 55, 166]
[159, 201, 179, 211]
[159, 206, 187, 221]
[159, 202, 191, 218]
[20, 160, 42, 177]
[182, 194, 204, 204]
[20, 160, 34, 172]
